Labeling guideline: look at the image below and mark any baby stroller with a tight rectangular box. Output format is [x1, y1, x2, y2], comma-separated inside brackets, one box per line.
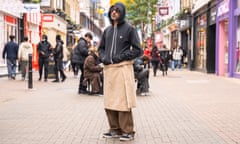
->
[133, 57, 150, 95]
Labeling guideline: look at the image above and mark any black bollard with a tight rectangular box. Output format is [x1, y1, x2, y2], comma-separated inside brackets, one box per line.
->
[28, 54, 33, 89]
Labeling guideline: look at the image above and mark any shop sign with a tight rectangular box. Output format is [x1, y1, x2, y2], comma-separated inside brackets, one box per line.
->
[197, 14, 207, 26]
[5, 15, 16, 24]
[154, 32, 163, 43]
[159, 7, 169, 16]
[40, 0, 51, 7]
[210, 8, 216, 25]
[179, 19, 190, 30]
[42, 14, 54, 22]
[217, 0, 229, 17]
[22, 4, 40, 13]
[192, 0, 211, 14]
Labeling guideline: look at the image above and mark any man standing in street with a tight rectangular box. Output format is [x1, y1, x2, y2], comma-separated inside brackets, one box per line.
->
[37, 35, 52, 82]
[18, 36, 33, 80]
[98, 2, 142, 141]
[52, 34, 66, 82]
[76, 32, 93, 94]
[2, 35, 19, 80]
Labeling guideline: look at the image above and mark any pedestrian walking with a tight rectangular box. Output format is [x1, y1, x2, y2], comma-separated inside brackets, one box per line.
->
[2, 35, 19, 80]
[151, 45, 160, 76]
[159, 44, 170, 76]
[62, 47, 70, 70]
[143, 45, 151, 69]
[37, 34, 52, 82]
[75, 32, 93, 94]
[70, 41, 81, 77]
[18, 36, 33, 80]
[52, 35, 66, 82]
[173, 45, 183, 69]
[98, 2, 142, 141]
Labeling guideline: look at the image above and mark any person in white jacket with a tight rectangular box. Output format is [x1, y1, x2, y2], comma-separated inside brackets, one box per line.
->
[172, 45, 183, 69]
[18, 37, 33, 80]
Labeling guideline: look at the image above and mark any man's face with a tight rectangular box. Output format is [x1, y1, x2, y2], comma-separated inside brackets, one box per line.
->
[85, 37, 92, 46]
[110, 6, 120, 21]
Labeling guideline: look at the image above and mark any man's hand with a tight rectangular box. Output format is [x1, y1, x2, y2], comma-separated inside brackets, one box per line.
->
[101, 56, 111, 65]
[99, 63, 104, 68]
[112, 55, 123, 63]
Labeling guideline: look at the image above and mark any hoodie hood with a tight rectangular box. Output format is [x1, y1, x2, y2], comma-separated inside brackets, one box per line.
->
[21, 42, 32, 49]
[108, 2, 126, 25]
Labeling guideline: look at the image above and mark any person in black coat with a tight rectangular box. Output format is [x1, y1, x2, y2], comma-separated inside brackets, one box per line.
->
[151, 45, 160, 77]
[37, 35, 52, 81]
[133, 55, 150, 95]
[52, 35, 66, 82]
[76, 32, 93, 94]
[98, 2, 142, 141]
[159, 44, 170, 76]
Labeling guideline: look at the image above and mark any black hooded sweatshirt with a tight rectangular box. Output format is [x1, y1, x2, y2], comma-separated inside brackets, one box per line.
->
[98, 2, 143, 65]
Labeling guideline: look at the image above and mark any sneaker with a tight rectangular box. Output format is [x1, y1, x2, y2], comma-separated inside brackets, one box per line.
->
[52, 79, 60, 82]
[103, 131, 121, 138]
[11, 76, 16, 80]
[119, 133, 134, 141]
[61, 76, 66, 82]
[89, 91, 103, 96]
[78, 90, 88, 94]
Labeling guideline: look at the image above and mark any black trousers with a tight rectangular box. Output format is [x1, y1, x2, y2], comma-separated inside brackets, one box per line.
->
[38, 57, 49, 79]
[54, 59, 66, 80]
[78, 63, 86, 91]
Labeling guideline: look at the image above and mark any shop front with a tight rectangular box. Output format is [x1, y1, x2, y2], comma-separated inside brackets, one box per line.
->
[168, 23, 179, 49]
[216, 0, 230, 76]
[42, 14, 67, 48]
[230, 0, 240, 78]
[0, 0, 22, 67]
[161, 28, 171, 50]
[206, 1, 217, 73]
[236, 2, 240, 75]
[22, 3, 42, 70]
[194, 8, 207, 71]
[178, 14, 191, 68]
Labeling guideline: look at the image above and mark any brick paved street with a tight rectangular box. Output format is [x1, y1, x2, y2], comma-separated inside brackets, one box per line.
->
[0, 69, 240, 144]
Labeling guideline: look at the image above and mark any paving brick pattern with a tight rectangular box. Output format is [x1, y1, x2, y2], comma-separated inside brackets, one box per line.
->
[0, 70, 240, 144]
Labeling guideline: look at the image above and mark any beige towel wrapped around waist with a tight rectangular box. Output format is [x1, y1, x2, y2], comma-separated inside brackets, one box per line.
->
[103, 61, 136, 111]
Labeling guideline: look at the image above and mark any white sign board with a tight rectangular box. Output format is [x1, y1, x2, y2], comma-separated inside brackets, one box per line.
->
[40, 0, 51, 7]
[22, 4, 40, 13]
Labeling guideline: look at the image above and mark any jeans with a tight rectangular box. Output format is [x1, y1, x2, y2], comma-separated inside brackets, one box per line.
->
[170, 60, 175, 70]
[7, 59, 17, 78]
[174, 60, 182, 69]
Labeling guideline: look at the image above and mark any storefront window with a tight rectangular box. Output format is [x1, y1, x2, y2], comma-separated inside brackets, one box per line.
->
[196, 29, 206, 69]
[236, 16, 240, 73]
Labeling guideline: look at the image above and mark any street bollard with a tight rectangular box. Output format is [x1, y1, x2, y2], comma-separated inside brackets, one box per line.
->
[28, 54, 33, 89]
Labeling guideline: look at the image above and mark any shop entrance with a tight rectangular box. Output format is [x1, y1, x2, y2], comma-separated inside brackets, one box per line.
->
[218, 20, 229, 76]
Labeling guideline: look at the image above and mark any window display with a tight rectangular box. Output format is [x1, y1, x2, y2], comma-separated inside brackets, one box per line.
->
[236, 16, 240, 73]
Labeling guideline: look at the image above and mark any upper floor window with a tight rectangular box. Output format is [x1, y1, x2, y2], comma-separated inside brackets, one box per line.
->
[54, 0, 63, 10]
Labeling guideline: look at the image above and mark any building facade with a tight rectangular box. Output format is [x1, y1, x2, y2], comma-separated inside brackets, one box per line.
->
[191, 0, 217, 73]
[216, 0, 240, 78]
[0, 0, 22, 67]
